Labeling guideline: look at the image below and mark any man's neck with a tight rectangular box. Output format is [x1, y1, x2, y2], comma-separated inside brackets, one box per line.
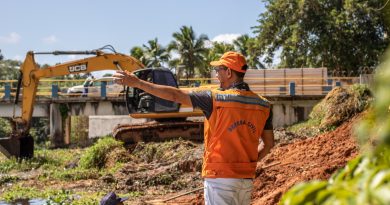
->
[220, 80, 245, 90]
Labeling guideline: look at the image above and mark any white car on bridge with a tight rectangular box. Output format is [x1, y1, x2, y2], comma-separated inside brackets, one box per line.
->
[67, 77, 125, 97]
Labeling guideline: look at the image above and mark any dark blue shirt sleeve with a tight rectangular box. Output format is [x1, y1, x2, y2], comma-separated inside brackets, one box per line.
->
[189, 90, 213, 119]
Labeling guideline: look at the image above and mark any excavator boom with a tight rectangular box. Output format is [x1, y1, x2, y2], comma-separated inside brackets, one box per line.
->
[0, 49, 143, 158]
[20, 51, 143, 128]
[0, 48, 205, 159]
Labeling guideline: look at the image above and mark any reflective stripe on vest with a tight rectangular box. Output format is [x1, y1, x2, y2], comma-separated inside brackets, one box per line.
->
[215, 93, 270, 108]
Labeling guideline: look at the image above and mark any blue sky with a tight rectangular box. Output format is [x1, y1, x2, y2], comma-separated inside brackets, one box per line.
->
[1, 0, 265, 76]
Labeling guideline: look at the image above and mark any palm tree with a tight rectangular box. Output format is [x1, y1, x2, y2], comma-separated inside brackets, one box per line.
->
[212, 42, 234, 57]
[130, 46, 148, 66]
[233, 34, 249, 56]
[168, 26, 209, 82]
[233, 35, 265, 69]
[142, 38, 170, 68]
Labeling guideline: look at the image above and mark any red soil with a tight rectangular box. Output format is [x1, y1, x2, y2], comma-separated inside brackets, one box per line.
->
[156, 114, 361, 205]
[251, 114, 361, 205]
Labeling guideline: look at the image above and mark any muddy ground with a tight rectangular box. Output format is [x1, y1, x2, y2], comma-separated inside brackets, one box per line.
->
[138, 113, 360, 204]
[0, 113, 361, 205]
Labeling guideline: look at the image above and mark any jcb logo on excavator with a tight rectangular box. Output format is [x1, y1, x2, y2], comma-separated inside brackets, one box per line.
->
[68, 63, 87, 73]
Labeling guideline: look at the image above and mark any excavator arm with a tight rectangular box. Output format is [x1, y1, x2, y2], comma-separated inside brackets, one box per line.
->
[0, 48, 204, 159]
[0, 49, 144, 158]
[17, 50, 143, 132]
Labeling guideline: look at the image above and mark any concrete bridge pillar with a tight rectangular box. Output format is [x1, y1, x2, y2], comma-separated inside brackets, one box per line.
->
[50, 103, 65, 147]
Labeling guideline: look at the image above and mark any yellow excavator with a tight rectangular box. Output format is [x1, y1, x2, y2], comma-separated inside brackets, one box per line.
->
[0, 46, 204, 158]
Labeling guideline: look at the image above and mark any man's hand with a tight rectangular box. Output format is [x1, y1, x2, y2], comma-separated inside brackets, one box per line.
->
[113, 71, 139, 87]
[258, 130, 274, 161]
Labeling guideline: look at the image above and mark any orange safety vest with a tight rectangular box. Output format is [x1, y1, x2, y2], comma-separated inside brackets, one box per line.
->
[202, 89, 270, 179]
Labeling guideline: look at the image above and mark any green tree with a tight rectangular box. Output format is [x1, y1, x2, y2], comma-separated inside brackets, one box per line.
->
[233, 35, 250, 57]
[233, 35, 265, 69]
[253, 0, 389, 75]
[142, 38, 170, 67]
[130, 46, 148, 66]
[212, 42, 234, 57]
[0, 59, 21, 80]
[168, 26, 209, 81]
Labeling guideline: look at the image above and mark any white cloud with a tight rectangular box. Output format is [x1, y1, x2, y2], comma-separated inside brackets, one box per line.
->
[211, 34, 241, 44]
[0, 32, 21, 44]
[42, 35, 58, 44]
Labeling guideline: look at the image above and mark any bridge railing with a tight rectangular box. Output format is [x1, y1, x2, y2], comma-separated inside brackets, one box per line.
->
[179, 76, 361, 96]
[0, 76, 362, 100]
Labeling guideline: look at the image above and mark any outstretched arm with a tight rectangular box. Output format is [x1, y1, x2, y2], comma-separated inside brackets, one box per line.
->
[113, 70, 192, 106]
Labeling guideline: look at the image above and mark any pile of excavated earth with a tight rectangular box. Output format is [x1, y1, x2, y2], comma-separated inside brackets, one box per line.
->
[159, 113, 361, 205]
[142, 86, 369, 204]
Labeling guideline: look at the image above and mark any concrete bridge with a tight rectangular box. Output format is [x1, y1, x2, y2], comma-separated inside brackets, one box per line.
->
[2, 73, 374, 145]
[0, 95, 324, 142]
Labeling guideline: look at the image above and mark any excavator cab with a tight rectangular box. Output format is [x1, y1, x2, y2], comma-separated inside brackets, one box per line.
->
[126, 68, 180, 114]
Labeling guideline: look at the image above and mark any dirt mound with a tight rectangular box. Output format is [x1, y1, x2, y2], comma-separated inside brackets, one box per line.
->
[251, 113, 362, 205]
[153, 113, 361, 205]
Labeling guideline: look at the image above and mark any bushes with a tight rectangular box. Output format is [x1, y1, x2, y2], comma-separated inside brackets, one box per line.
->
[79, 137, 123, 169]
[0, 117, 12, 138]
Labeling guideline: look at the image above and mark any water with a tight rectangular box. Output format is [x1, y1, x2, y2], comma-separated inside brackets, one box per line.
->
[0, 199, 46, 205]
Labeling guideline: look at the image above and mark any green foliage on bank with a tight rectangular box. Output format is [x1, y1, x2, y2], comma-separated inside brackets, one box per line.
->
[1, 186, 100, 205]
[280, 49, 390, 205]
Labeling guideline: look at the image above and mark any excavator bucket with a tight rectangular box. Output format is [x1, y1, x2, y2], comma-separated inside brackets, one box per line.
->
[0, 119, 34, 159]
[0, 134, 34, 158]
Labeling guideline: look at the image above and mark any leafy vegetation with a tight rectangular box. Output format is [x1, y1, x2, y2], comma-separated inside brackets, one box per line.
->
[168, 26, 209, 81]
[78, 137, 124, 169]
[0, 117, 12, 138]
[0, 139, 201, 203]
[252, 0, 388, 73]
[142, 38, 170, 67]
[0, 59, 20, 81]
[1, 186, 101, 205]
[280, 48, 390, 204]
[0, 149, 79, 173]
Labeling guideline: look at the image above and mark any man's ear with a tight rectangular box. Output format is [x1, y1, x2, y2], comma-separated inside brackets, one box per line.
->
[227, 68, 232, 78]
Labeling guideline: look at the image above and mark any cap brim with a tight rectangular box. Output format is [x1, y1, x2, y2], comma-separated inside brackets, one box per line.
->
[210, 60, 223, 66]
[119, 197, 129, 202]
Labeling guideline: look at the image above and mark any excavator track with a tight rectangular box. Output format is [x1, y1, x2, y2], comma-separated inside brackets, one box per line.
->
[113, 120, 204, 143]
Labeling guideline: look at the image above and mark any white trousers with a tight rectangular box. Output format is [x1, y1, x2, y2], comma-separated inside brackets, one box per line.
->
[204, 178, 253, 205]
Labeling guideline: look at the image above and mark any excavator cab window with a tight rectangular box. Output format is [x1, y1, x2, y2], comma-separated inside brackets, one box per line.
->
[125, 68, 180, 114]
